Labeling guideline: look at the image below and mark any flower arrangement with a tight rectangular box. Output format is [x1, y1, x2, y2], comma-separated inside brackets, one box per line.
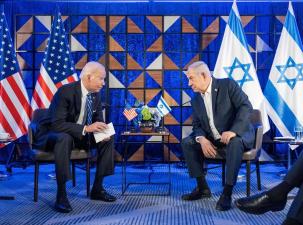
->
[128, 100, 162, 132]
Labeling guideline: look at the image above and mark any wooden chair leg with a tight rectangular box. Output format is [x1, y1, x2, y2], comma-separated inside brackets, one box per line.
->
[72, 161, 76, 187]
[222, 161, 226, 186]
[86, 158, 90, 197]
[34, 162, 39, 202]
[246, 161, 251, 197]
[256, 160, 261, 191]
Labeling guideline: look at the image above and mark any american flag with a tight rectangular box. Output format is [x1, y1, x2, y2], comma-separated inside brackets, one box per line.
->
[0, 10, 31, 142]
[31, 11, 78, 110]
[123, 108, 138, 121]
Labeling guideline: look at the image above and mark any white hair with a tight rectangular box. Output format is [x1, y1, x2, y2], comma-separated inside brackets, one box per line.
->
[80, 61, 105, 79]
[188, 61, 211, 76]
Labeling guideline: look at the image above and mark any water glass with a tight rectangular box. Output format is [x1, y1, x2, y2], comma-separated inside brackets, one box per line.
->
[294, 126, 303, 141]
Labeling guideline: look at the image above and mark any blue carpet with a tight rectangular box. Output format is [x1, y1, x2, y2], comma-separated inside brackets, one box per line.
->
[0, 163, 294, 225]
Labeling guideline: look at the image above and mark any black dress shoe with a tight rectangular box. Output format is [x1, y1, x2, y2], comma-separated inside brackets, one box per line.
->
[181, 187, 211, 201]
[235, 192, 287, 215]
[54, 196, 72, 213]
[282, 218, 303, 225]
[216, 194, 232, 211]
[90, 190, 116, 202]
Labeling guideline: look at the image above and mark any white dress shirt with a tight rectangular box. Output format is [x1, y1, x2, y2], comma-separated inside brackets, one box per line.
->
[76, 81, 90, 135]
[196, 78, 221, 142]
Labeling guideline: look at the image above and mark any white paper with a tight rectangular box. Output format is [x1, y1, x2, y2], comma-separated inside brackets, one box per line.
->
[93, 123, 115, 143]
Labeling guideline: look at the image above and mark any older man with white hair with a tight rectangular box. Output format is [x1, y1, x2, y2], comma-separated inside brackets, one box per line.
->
[181, 61, 255, 211]
[33, 62, 116, 213]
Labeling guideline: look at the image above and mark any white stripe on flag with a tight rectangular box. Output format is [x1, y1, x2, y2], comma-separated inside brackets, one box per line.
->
[0, 95, 23, 138]
[40, 64, 57, 94]
[2, 75, 30, 126]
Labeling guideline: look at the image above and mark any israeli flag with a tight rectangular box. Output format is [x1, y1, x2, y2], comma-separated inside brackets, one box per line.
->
[213, 0, 270, 133]
[264, 2, 303, 137]
[157, 96, 171, 117]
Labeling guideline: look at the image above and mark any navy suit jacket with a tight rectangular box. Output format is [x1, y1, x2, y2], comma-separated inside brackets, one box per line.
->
[36, 81, 103, 140]
[191, 78, 255, 149]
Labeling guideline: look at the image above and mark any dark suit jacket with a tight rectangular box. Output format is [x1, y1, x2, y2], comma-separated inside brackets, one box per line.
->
[191, 77, 255, 149]
[36, 81, 103, 140]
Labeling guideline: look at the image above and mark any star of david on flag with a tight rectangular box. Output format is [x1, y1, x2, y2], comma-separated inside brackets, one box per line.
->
[223, 57, 254, 88]
[31, 11, 78, 110]
[0, 8, 31, 145]
[276, 57, 303, 90]
[213, 0, 270, 133]
[157, 96, 171, 117]
[264, 2, 303, 138]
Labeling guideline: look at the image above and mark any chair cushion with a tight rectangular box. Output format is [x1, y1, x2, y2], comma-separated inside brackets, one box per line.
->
[242, 149, 258, 161]
[32, 149, 89, 161]
[210, 148, 258, 161]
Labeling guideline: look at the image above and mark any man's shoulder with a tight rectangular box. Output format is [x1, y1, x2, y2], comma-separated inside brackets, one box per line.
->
[215, 78, 238, 89]
[58, 81, 80, 93]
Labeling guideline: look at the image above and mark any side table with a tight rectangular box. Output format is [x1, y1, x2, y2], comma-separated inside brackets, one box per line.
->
[121, 131, 171, 196]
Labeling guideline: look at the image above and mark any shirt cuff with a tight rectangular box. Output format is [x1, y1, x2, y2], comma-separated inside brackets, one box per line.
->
[195, 136, 203, 143]
[82, 126, 87, 136]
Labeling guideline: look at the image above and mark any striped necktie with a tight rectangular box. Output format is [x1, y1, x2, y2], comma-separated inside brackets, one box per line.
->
[86, 93, 93, 125]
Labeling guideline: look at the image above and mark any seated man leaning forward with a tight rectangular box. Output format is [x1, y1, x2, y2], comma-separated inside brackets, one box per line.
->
[181, 61, 255, 211]
[34, 61, 116, 213]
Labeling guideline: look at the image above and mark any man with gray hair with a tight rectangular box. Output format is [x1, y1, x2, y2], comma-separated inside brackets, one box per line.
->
[34, 62, 116, 213]
[181, 61, 255, 211]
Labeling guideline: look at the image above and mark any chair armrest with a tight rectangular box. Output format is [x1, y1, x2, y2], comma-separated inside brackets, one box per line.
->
[254, 125, 263, 150]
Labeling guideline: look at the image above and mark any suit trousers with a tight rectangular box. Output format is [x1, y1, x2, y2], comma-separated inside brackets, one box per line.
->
[181, 135, 245, 186]
[35, 131, 115, 187]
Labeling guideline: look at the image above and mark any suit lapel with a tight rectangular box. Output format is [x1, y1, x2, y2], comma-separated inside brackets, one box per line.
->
[211, 78, 219, 115]
[194, 93, 209, 127]
[74, 81, 82, 119]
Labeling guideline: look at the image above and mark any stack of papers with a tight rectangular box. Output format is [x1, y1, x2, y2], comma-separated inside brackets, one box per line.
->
[93, 123, 116, 143]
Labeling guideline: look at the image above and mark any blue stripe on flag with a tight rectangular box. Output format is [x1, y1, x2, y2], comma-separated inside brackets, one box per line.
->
[265, 81, 302, 132]
[160, 97, 171, 112]
[228, 7, 249, 52]
[284, 9, 303, 52]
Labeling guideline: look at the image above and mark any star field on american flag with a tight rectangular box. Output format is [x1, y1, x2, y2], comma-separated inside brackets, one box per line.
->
[0, 14, 19, 78]
[31, 11, 78, 110]
[43, 12, 75, 83]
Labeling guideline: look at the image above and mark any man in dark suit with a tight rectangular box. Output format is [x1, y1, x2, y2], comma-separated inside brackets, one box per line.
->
[34, 62, 116, 213]
[235, 151, 303, 225]
[181, 61, 255, 211]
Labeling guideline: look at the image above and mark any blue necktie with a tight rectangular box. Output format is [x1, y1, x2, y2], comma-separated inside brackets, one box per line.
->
[86, 93, 93, 125]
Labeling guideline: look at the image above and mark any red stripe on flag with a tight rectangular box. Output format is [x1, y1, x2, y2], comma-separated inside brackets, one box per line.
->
[7, 75, 32, 119]
[0, 87, 27, 135]
[37, 74, 53, 102]
[0, 104, 18, 140]
[67, 75, 76, 82]
[56, 82, 63, 89]
[32, 89, 46, 109]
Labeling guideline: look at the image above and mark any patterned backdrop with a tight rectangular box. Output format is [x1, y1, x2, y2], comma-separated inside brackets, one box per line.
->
[4, 0, 301, 161]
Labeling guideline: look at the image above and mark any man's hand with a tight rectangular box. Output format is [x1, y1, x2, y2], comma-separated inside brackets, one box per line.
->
[199, 136, 217, 158]
[220, 131, 236, 145]
[85, 122, 108, 133]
